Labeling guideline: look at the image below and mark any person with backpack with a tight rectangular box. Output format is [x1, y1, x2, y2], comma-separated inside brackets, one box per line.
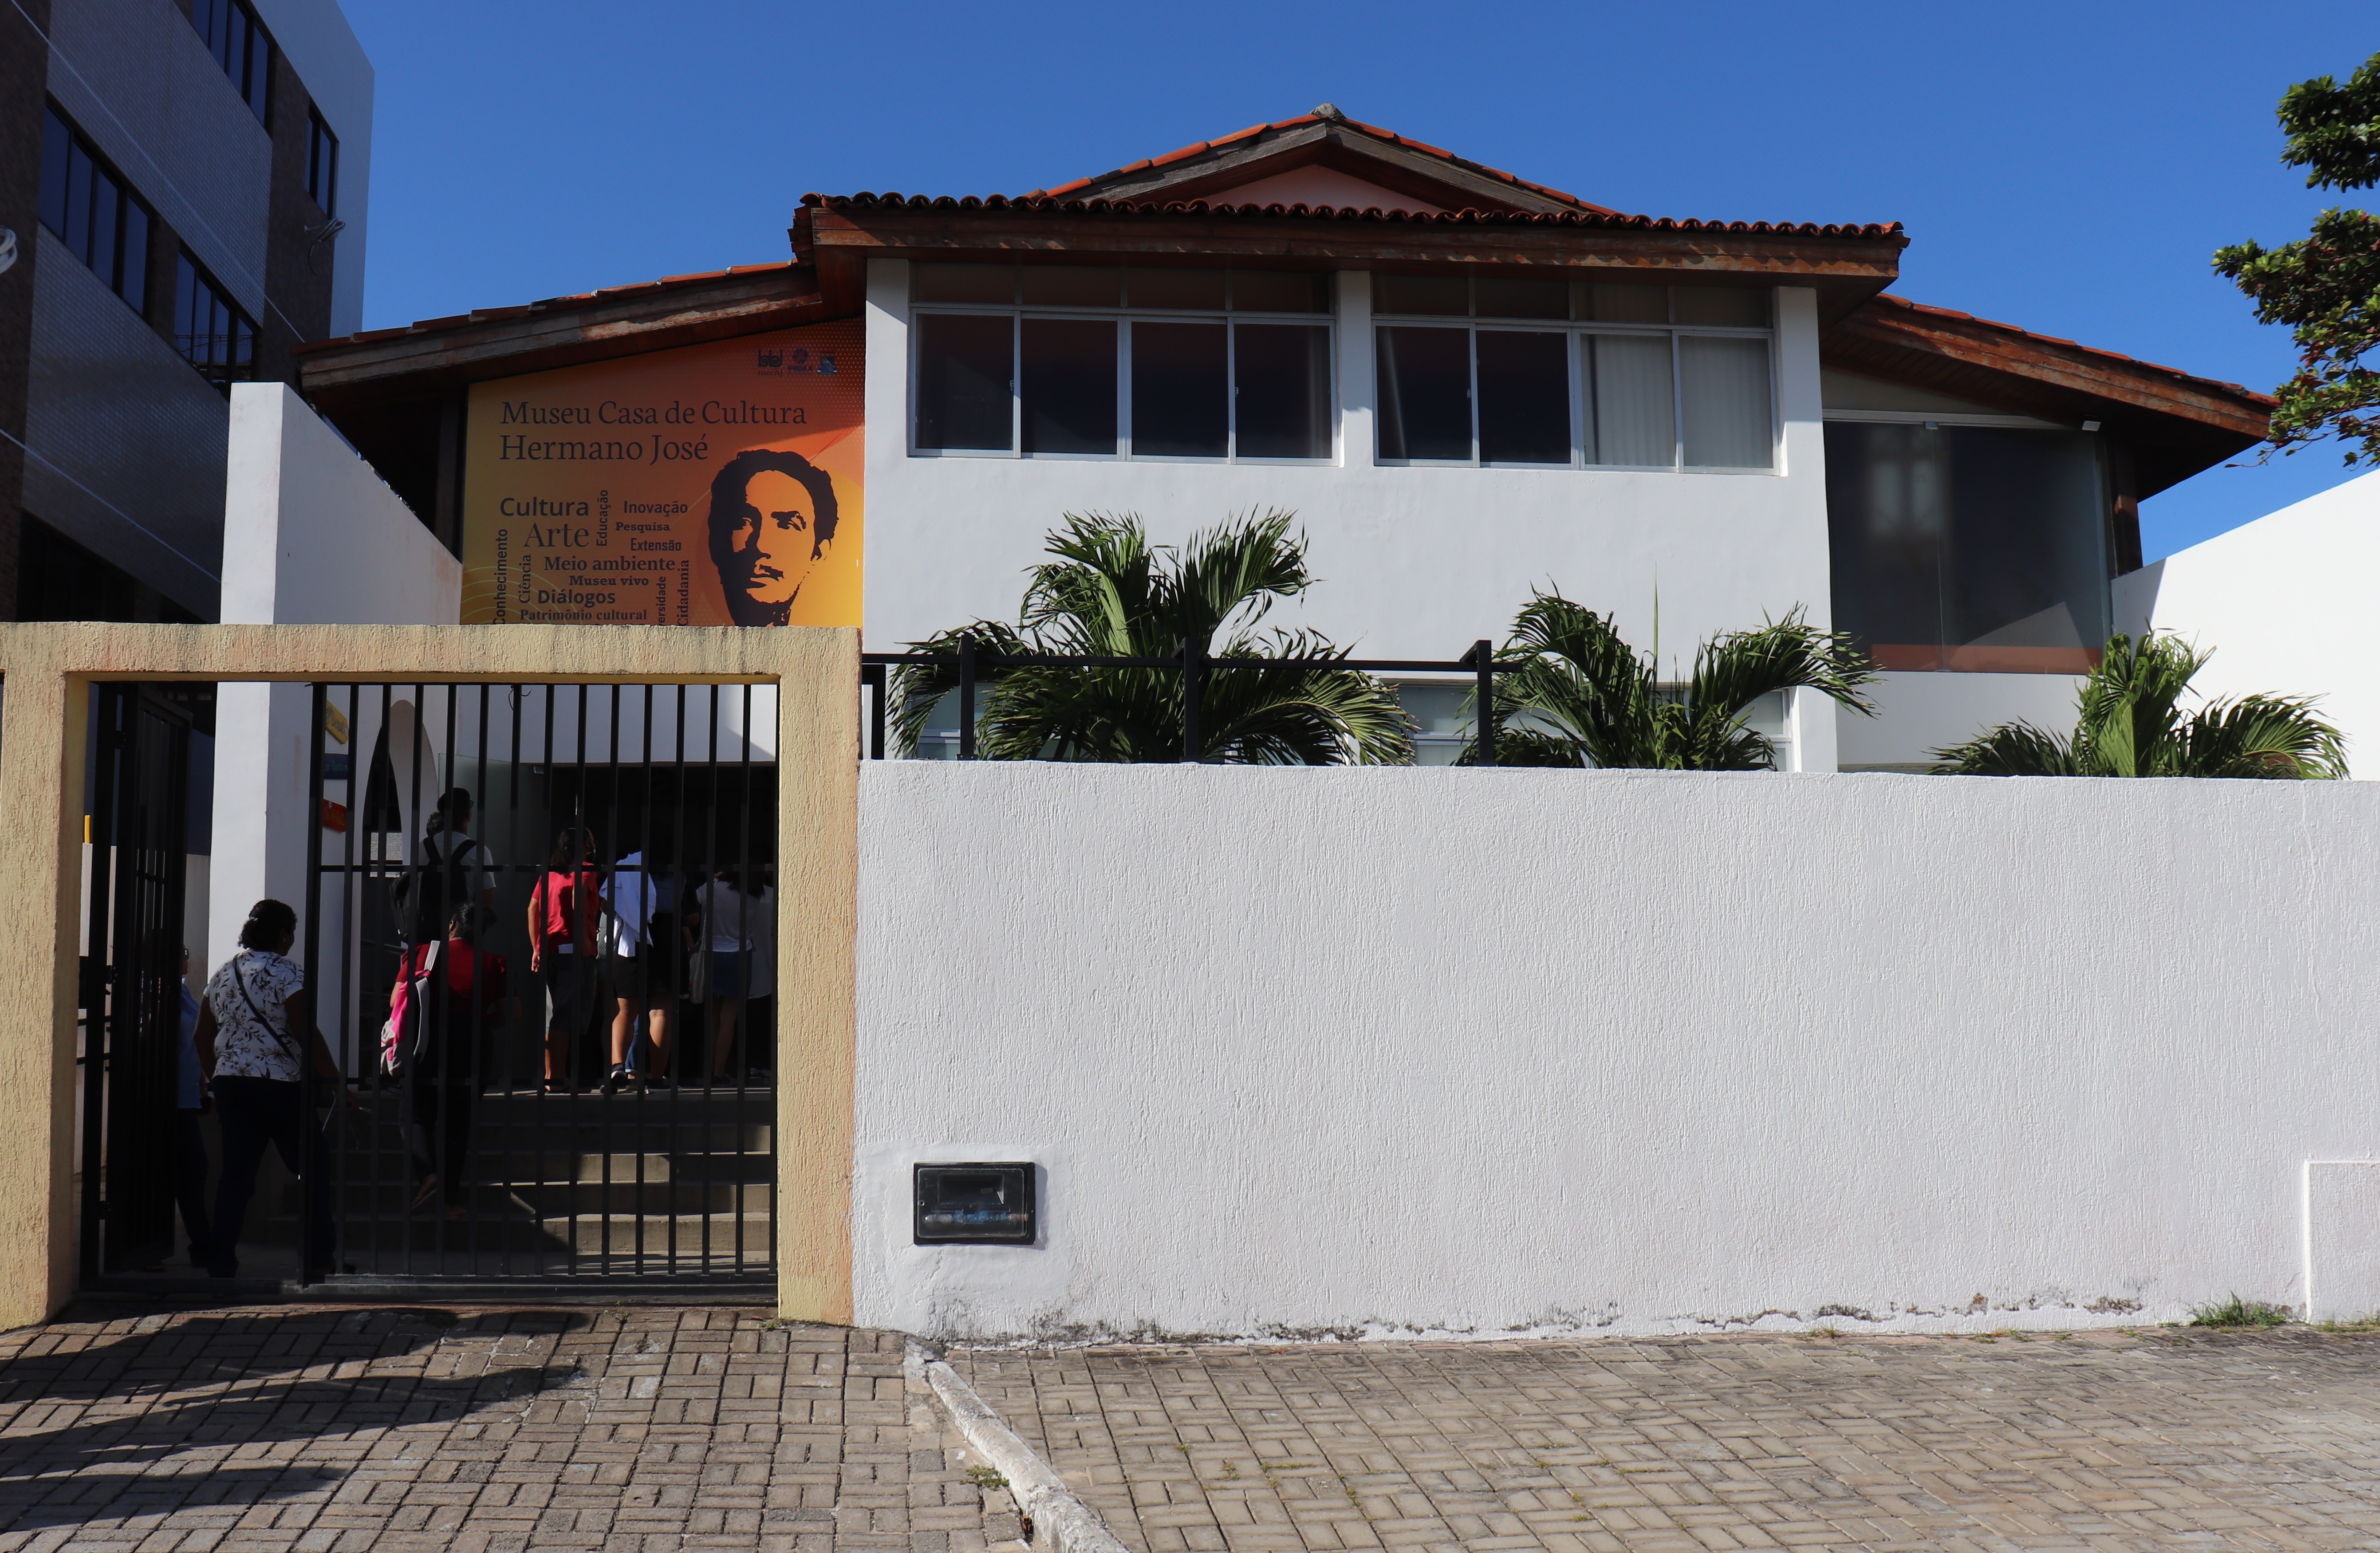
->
[190, 900, 359, 1280]
[527, 826, 602, 1094]
[394, 788, 494, 948]
[387, 902, 512, 1216]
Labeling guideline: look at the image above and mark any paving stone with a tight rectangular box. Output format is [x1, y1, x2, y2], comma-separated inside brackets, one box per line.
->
[952, 1329, 2380, 1553]
[0, 1306, 995, 1553]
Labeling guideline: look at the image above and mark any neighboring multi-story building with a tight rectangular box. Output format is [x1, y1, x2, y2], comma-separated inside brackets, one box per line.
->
[293, 107, 2270, 768]
[0, 0, 372, 622]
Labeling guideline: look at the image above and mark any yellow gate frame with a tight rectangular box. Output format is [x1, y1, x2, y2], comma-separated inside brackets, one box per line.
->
[0, 622, 859, 1329]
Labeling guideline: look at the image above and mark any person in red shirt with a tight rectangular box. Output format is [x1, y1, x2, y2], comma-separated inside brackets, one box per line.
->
[392, 902, 513, 1215]
[527, 826, 601, 1094]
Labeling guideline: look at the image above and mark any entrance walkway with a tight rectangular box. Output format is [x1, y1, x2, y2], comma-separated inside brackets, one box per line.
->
[952, 1329, 2380, 1553]
[0, 1305, 1002, 1552]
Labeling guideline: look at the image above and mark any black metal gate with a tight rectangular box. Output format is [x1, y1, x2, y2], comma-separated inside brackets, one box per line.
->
[79, 684, 193, 1278]
[300, 680, 777, 1293]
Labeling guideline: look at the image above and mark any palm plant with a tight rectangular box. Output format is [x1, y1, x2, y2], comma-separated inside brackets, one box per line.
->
[1932, 632, 2347, 778]
[889, 511, 1413, 764]
[1461, 594, 1877, 769]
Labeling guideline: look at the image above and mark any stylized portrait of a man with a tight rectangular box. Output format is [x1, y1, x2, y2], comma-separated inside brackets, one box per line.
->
[706, 448, 839, 626]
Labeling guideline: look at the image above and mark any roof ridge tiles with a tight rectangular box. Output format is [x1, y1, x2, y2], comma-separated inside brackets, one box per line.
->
[807, 189, 1903, 238]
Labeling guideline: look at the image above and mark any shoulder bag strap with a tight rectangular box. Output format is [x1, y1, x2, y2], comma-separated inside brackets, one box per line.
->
[231, 955, 305, 1063]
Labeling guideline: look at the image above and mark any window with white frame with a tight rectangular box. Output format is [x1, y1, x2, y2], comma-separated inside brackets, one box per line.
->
[910, 263, 1334, 461]
[1373, 277, 1775, 471]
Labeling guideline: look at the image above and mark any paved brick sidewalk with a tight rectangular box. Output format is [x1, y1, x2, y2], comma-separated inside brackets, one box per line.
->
[0, 1303, 1007, 1553]
[953, 1329, 2380, 1553]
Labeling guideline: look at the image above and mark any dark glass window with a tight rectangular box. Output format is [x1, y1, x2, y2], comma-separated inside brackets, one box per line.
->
[1376, 326, 1472, 461]
[1130, 322, 1227, 457]
[190, 0, 273, 124]
[911, 265, 1332, 460]
[1020, 318, 1117, 455]
[1234, 324, 1331, 458]
[307, 108, 339, 216]
[1476, 331, 1572, 464]
[1373, 274, 1468, 317]
[37, 106, 152, 315]
[17, 515, 138, 622]
[1825, 421, 2111, 674]
[174, 251, 257, 391]
[914, 313, 1013, 450]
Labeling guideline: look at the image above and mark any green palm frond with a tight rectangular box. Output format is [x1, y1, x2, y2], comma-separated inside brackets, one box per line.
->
[1462, 594, 1876, 770]
[1931, 722, 2081, 776]
[896, 511, 1408, 765]
[2179, 695, 2349, 778]
[1933, 630, 2348, 779]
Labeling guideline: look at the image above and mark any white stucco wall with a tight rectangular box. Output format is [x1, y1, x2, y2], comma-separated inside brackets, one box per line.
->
[1837, 671, 2088, 771]
[2114, 469, 2380, 779]
[209, 384, 457, 992]
[856, 761, 2380, 1339]
[860, 261, 1835, 672]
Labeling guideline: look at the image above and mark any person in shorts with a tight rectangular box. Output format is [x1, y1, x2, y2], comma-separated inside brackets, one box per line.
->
[527, 827, 600, 1094]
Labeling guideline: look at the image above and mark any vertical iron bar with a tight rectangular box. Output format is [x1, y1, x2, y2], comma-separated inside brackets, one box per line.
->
[402, 680, 426, 1278]
[635, 683, 655, 1276]
[956, 634, 976, 761]
[1181, 638, 1204, 763]
[1472, 640, 1497, 768]
[374, 682, 394, 1270]
[703, 685, 720, 1271]
[667, 681, 689, 1275]
[867, 665, 885, 760]
[734, 680, 756, 1273]
[299, 683, 328, 1287]
[470, 680, 492, 1274]
[574, 682, 592, 1274]
[505, 680, 525, 1278]
[338, 683, 361, 1274]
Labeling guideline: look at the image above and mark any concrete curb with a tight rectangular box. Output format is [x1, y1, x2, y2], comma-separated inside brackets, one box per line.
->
[907, 1340, 1133, 1553]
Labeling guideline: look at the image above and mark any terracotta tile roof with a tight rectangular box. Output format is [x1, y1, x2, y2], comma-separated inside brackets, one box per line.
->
[1021, 112, 1622, 215]
[1863, 293, 2272, 405]
[292, 262, 804, 354]
[801, 189, 1900, 242]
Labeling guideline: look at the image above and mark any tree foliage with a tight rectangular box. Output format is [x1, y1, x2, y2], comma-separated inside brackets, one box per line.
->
[888, 511, 1413, 765]
[2214, 50, 2380, 464]
[1931, 632, 2347, 778]
[1460, 594, 1876, 770]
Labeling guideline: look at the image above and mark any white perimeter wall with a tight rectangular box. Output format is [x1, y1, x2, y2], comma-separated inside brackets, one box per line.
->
[2115, 469, 2380, 779]
[855, 761, 2380, 1340]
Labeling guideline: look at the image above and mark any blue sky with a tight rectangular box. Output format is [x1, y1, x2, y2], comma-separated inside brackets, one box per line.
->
[342, 0, 2376, 560]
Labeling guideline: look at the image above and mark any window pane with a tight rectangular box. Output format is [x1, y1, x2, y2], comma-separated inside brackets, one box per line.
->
[1127, 268, 1225, 311]
[1130, 321, 1227, 457]
[241, 19, 270, 122]
[176, 255, 198, 346]
[1476, 330, 1571, 465]
[1374, 274, 1467, 317]
[1375, 326, 1471, 460]
[1825, 422, 2108, 672]
[1584, 284, 1667, 323]
[1021, 318, 1117, 455]
[1671, 287, 1766, 326]
[1679, 335, 1772, 468]
[914, 312, 1013, 450]
[90, 169, 120, 292]
[1474, 277, 1567, 320]
[39, 110, 71, 240]
[1021, 267, 1120, 308]
[1234, 323, 1331, 458]
[64, 142, 94, 265]
[119, 201, 149, 310]
[1587, 334, 1674, 466]
[1230, 271, 1329, 313]
[913, 263, 1015, 305]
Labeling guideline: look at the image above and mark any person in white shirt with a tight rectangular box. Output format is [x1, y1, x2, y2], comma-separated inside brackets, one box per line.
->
[601, 849, 675, 1093]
